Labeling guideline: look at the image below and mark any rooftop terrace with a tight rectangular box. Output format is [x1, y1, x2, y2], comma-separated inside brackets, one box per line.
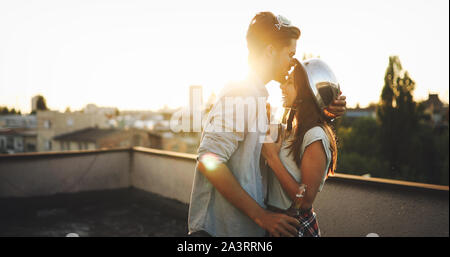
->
[0, 147, 448, 237]
[0, 188, 188, 237]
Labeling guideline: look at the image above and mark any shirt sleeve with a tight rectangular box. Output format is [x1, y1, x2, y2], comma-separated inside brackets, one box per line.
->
[197, 97, 247, 163]
[301, 127, 332, 173]
[301, 127, 331, 155]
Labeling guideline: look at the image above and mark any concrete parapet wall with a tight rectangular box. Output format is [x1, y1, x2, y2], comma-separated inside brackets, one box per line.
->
[131, 147, 196, 204]
[0, 148, 130, 198]
[1, 147, 448, 236]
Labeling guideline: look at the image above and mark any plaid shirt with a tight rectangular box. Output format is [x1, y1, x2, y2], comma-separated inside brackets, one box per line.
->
[266, 206, 321, 237]
[295, 208, 321, 237]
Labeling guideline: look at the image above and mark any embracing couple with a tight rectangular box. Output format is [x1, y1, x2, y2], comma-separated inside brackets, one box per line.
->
[188, 12, 346, 237]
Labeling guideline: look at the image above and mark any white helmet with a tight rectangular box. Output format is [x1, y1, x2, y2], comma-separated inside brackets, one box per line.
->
[299, 58, 340, 113]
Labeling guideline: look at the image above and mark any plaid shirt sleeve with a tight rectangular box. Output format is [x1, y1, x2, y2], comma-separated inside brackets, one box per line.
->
[297, 208, 321, 237]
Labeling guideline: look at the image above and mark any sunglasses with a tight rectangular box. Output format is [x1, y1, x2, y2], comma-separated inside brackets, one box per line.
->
[275, 15, 292, 30]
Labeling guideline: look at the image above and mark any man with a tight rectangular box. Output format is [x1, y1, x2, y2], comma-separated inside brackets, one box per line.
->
[188, 12, 346, 237]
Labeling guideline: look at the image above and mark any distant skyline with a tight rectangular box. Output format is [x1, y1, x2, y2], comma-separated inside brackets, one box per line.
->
[1, 0, 449, 113]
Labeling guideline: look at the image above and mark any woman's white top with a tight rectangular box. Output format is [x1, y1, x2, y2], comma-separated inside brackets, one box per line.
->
[266, 125, 332, 210]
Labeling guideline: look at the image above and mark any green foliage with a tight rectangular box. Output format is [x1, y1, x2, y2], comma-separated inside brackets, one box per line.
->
[35, 95, 49, 111]
[336, 114, 448, 185]
[336, 117, 389, 177]
[377, 56, 420, 174]
[334, 56, 449, 186]
[0, 106, 22, 115]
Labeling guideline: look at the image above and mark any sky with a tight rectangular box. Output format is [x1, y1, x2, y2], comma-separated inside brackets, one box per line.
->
[0, 0, 448, 113]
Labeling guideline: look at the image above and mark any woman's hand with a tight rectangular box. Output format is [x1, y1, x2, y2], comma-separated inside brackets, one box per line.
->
[262, 139, 282, 161]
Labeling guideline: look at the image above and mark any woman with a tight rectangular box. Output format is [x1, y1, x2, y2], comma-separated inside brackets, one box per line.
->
[262, 58, 339, 237]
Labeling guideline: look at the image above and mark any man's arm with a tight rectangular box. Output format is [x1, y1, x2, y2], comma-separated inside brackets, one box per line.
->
[197, 155, 299, 237]
[196, 95, 299, 237]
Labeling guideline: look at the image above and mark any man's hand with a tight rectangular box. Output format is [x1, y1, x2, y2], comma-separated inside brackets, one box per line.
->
[325, 95, 347, 118]
[255, 210, 299, 237]
[197, 158, 298, 237]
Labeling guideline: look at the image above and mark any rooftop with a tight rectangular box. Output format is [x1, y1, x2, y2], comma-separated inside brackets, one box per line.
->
[0, 128, 37, 137]
[53, 127, 122, 142]
[0, 147, 448, 237]
[0, 188, 188, 237]
[423, 94, 444, 109]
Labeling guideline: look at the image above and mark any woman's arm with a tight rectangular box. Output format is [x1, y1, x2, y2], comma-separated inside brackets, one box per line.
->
[261, 123, 300, 201]
[262, 140, 327, 209]
[298, 141, 327, 210]
[262, 142, 302, 201]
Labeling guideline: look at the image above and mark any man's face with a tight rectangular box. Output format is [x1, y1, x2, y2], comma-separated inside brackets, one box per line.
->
[272, 39, 297, 83]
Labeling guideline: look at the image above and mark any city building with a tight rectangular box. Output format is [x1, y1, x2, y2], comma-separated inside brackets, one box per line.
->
[0, 114, 37, 129]
[52, 127, 162, 151]
[0, 114, 38, 154]
[345, 104, 377, 119]
[36, 110, 110, 152]
[83, 104, 118, 118]
[0, 128, 37, 154]
[421, 93, 449, 127]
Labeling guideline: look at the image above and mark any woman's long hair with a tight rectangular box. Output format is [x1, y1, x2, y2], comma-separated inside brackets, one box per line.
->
[284, 59, 338, 179]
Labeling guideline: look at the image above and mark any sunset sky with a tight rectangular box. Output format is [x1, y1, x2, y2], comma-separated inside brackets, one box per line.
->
[0, 0, 448, 113]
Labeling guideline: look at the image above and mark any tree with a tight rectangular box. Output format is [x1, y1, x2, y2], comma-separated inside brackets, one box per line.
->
[336, 117, 389, 177]
[375, 56, 449, 185]
[36, 95, 49, 111]
[0, 106, 22, 115]
[333, 56, 447, 185]
[31, 95, 49, 114]
[377, 56, 420, 176]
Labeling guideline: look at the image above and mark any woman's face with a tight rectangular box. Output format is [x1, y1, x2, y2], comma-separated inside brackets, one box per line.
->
[280, 71, 297, 108]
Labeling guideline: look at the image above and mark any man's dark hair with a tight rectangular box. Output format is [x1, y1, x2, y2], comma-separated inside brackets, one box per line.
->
[246, 12, 301, 59]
